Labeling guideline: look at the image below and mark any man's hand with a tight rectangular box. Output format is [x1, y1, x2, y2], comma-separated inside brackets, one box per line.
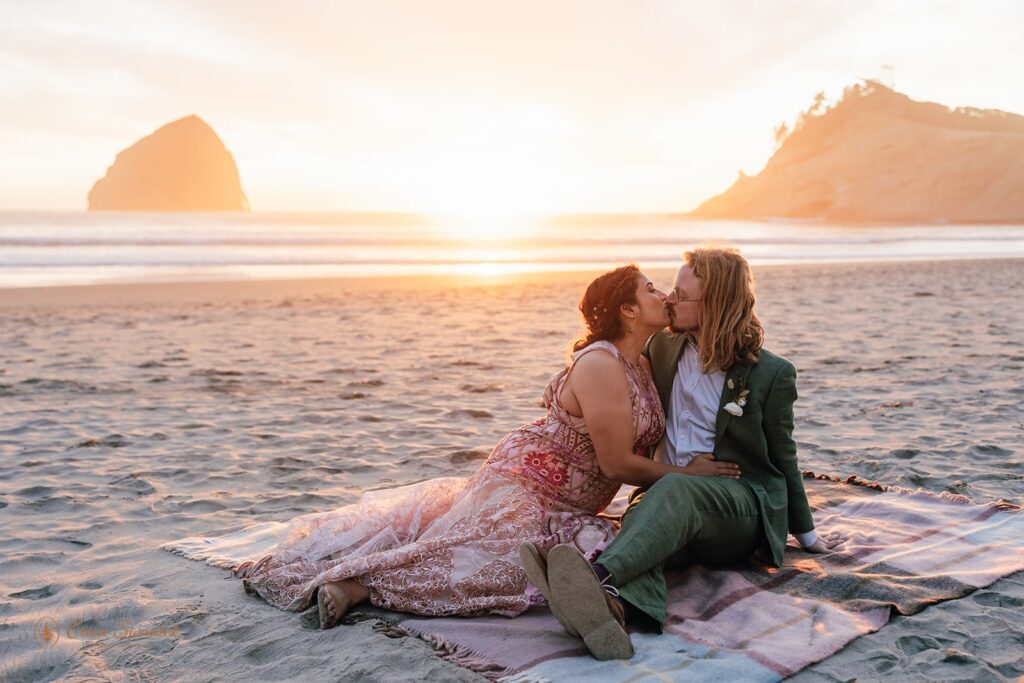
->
[802, 531, 847, 554]
[540, 367, 569, 408]
[683, 453, 741, 479]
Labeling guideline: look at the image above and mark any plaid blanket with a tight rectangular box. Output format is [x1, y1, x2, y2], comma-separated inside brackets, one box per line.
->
[383, 475, 1024, 682]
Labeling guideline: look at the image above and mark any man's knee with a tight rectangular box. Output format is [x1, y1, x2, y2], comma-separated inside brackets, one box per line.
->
[663, 470, 722, 492]
[657, 472, 688, 489]
[651, 472, 749, 511]
[651, 472, 700, 503]
[622, 473, 697, 523]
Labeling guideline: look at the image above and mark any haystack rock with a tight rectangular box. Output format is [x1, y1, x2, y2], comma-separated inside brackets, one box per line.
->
[88, 115, 249, 211]
[692, 82, 1024, 223]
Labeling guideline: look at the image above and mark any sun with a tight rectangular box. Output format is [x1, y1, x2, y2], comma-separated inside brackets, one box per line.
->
[399, 127, 571, 240]
[433, 210, 541, 241]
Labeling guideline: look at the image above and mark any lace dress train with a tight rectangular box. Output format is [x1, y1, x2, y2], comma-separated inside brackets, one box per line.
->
[235, 341, 665, 617]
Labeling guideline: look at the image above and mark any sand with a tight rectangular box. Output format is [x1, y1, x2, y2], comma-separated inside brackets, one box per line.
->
[1, 259, 1022, 681]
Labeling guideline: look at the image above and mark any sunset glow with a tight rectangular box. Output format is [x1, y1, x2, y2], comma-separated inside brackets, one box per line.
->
[2, 1, 1024, 214]
[435, 212, 543, 241]
[1, 6, 1022, 678]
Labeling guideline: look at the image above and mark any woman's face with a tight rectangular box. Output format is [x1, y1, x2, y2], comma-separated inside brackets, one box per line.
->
[632, 273, 670, 328]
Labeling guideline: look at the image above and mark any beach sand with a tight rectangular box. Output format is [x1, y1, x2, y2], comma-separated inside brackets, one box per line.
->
[1, 258, 1022, 681]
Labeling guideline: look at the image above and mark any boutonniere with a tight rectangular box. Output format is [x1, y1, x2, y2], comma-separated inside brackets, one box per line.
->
[723, 378, 750, 417]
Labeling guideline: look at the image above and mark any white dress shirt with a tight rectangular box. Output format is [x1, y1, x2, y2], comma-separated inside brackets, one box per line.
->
[663, 341, 727, 467]
[657, 340, 818, 548]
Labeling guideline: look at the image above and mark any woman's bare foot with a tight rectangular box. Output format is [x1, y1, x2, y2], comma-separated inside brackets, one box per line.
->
[317, 580, 369, 629]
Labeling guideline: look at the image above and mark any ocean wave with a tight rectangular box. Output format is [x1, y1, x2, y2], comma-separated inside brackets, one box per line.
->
[1, 213, 1023, 287]
[2, 232, 1023, 249]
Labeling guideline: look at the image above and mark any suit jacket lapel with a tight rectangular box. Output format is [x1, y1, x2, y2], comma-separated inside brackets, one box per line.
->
[715, 360, 754, 443]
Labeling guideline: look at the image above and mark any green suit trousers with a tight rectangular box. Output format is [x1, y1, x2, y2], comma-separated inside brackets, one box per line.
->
[596, 472, 764, 631]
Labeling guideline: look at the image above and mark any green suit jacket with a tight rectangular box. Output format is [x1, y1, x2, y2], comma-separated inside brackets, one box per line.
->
[644, 330, 814, 566]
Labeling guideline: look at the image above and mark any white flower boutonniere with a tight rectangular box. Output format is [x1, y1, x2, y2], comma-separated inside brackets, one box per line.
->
[724, 378, 751, 417]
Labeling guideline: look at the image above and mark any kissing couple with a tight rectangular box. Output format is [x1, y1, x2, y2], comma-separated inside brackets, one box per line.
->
[200, 247, 844, 659]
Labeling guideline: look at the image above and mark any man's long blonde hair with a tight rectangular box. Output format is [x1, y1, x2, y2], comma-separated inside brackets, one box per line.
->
[686, 247, 764, 372]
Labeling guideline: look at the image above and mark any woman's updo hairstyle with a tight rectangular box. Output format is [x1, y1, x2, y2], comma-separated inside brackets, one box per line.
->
[572, 264, 641, 352]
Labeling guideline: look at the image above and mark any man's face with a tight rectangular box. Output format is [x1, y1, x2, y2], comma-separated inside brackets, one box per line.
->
[666, 265, 702, 333]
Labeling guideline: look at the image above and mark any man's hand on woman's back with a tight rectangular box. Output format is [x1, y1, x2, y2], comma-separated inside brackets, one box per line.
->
[540, 367, 569, 408]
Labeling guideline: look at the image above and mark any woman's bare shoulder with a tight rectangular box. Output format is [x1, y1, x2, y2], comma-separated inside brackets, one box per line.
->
[570, 348, 627, 391]
[571, 346, 621, 372]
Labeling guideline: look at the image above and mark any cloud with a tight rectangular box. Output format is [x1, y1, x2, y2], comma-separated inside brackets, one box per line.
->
[1, 0, 1023, 211]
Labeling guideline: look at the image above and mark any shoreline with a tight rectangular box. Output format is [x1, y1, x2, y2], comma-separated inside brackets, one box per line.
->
[7, 206, 1024, 226]
[1, 255, 1021, 308]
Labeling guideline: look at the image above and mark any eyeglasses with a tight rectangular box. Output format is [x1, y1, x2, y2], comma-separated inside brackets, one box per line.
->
[669, 288, 701, 304]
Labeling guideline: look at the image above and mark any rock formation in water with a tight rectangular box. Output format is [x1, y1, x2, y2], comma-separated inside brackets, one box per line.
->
[691, 82, 1024, 223]
[88, 115, 249, 211]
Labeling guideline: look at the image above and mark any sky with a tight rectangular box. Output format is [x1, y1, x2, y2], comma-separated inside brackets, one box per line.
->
[1, 0, 1022, 214]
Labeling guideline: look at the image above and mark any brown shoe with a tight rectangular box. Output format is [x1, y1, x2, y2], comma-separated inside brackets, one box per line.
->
[605, 589, 626, 628]
[519, 541, 578, 637]
[547, 544, 633, 660]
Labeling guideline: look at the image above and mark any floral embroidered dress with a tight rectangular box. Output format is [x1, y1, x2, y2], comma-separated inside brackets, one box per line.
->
[236, 341, 664, 617]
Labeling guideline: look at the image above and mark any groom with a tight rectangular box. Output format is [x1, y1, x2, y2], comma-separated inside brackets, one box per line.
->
[530, 247, 842, 660]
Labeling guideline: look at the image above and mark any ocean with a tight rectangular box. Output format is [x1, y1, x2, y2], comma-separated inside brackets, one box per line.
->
[1, 211, 1023, 288]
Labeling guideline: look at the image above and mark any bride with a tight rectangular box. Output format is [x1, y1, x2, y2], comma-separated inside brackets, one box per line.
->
[171, 265, 740, 629]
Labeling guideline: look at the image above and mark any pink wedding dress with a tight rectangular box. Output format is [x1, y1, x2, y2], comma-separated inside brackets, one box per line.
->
[236, 341, 665, 617]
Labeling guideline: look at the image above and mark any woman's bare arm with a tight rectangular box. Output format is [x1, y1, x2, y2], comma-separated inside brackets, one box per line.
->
[568, 352, 739, 487]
